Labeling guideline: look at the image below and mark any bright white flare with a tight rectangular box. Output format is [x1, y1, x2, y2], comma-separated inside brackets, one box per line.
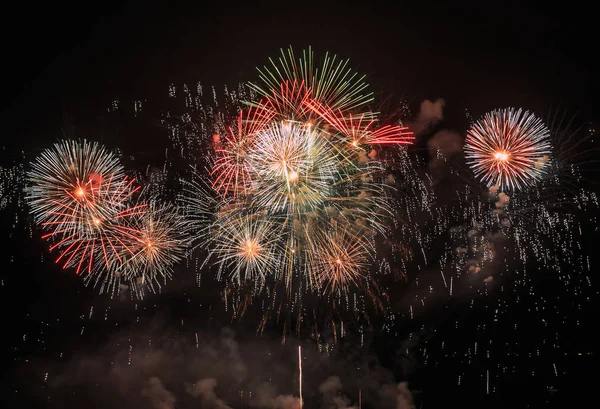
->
[248, 120, 339, 214]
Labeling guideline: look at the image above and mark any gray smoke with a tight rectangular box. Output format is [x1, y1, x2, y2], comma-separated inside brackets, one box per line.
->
[408, 99, 446, 135]
[141, 377, 177, 409]
[46, 318, 417, 409]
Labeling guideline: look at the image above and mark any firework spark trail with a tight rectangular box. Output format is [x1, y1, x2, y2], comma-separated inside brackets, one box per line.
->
[464, 108, 552, 190]
[0, 163, 25, 210]
[298, 345, 303, 409]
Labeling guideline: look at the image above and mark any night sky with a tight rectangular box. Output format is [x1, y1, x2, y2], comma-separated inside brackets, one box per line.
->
[1, 2, 598, 409]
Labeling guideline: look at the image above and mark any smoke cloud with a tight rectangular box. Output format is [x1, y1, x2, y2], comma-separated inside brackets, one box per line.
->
[407, 99, 464, 177]
[409, 99, 446, 135]
[427, 130, 463, 158]
[142, 377, 177, 409]
[319, 376, 355, 409]
[426, 130, 463, 174]
[43, 318, 417, 409]
[186, 378, 233, 409]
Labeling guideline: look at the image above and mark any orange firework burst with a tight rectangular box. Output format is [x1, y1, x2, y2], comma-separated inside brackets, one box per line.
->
[205, 214, 282, 284]
[465, 108, 552, 190]
[26, 139, 126, 229]
[310, 228, 372, 294]
[109, 202, 190, 298]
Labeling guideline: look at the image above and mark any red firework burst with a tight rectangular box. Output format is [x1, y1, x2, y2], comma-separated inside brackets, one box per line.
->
[253, 79, 313, 121]
[211, 106, 274, 198]
[305, 100, 414, 147]
[40, 176, 147, 275]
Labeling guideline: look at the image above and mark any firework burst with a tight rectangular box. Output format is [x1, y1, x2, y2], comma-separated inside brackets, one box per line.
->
[26, 139, 127, 228]
[464, 108, 552, 190]
[181, 47, 414, 331]
[310, 227, 373, 295]
[26, 140, 148, 275]
[206, 214, 282, 285]
[110, 201, 190, 298]
[26, 139, 190, 298]
[248, 120, 339, 215]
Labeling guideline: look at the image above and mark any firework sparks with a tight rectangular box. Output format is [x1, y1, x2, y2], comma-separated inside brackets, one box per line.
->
[8, 43, 597, 405]
[306, 99, 415, 147]
[248, 120, 339, 214]
[181, 47, 414, 330]
[110, 201, 190, 298]
[25, 139, 191, 298]
[311, 228, 372, 295]
[206, 214, 282, 284]
[464, 108, 552, 190]
[26, 140, 126, 228]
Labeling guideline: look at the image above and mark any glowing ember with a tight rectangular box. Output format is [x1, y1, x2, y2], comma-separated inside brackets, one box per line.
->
[287, 171, 299, 182]
[494, 151, 509, 161]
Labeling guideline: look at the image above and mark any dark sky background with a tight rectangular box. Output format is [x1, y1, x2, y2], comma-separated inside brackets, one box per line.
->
[1, 2, 597, 409]
[2, 1, 595, 150]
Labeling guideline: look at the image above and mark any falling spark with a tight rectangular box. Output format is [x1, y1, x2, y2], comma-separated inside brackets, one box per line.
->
[298, 345, 303, 409]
